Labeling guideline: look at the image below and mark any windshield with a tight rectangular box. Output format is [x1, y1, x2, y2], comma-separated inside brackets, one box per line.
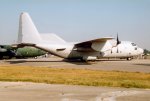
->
[131, 43, 136, 46]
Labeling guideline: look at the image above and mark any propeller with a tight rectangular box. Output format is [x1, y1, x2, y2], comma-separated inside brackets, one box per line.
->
[116, 33, 121, 45]
[116, 33, 121, 53]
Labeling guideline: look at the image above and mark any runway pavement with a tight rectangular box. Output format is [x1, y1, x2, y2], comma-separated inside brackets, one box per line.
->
[0, 57, 150, 101]
[0, 82, 150, 101]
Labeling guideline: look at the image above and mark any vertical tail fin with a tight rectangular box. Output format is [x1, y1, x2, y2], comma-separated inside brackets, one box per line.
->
[17, 12, 42, 44]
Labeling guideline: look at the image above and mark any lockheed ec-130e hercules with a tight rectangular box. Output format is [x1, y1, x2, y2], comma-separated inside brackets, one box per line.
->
[13, 12, 143, 61]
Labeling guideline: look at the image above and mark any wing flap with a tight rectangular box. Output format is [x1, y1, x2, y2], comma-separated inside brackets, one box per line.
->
[74, 37, 113, 52]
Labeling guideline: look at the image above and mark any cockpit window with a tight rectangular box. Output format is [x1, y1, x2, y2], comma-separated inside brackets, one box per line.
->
[131, 43, 136, 46]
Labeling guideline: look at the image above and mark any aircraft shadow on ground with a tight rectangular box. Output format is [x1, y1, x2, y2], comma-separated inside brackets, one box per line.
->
[134, 63, 150, 67]
[7, 60, 63, 64]
[63, 59, 92, 65]
[6, 59, 91, 65]
[6, 58, 128, 65]
[95, 59, 127, 61]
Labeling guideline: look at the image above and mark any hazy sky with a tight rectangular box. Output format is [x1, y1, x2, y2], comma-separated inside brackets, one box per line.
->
[0, 0, 150, 49]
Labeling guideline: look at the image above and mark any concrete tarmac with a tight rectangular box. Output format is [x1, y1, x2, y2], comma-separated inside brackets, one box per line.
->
[0, 82, 150, 101]
[1, 57, 150, 73]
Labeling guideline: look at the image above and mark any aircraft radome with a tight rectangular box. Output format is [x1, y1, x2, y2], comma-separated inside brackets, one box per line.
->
[13, 12, 144, 61]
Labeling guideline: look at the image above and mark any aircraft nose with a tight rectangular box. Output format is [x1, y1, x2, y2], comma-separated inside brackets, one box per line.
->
[139, 48, 144, 54]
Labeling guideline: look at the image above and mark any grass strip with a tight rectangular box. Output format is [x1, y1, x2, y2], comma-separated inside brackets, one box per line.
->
[0, 66, 150, 88]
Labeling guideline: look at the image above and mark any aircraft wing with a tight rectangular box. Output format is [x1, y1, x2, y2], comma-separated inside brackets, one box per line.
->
[74, 37, 114, 52]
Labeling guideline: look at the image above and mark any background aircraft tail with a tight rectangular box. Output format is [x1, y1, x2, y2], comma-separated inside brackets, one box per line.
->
[17, 12, 42, 44]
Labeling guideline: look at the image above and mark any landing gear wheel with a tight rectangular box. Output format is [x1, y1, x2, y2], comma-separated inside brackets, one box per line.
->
[127, 57, 132, 61]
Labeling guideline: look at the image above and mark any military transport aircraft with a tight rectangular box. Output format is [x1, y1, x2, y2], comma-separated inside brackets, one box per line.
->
[0, 45, 16, 59]
[14, 12, 143, 61]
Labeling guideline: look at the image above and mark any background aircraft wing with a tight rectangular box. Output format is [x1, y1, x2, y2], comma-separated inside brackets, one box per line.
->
[74, 37, 114, 52]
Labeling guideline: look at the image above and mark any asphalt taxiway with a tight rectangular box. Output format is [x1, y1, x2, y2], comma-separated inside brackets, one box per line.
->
[1, 57, 150, 73]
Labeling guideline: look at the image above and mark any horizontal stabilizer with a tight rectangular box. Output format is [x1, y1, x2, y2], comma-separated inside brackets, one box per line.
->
[41, 33, 66, 43]
[12, 43, 36, 48]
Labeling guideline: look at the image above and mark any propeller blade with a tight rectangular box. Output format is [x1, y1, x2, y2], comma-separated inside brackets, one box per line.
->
[116, 33, 121, 45]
